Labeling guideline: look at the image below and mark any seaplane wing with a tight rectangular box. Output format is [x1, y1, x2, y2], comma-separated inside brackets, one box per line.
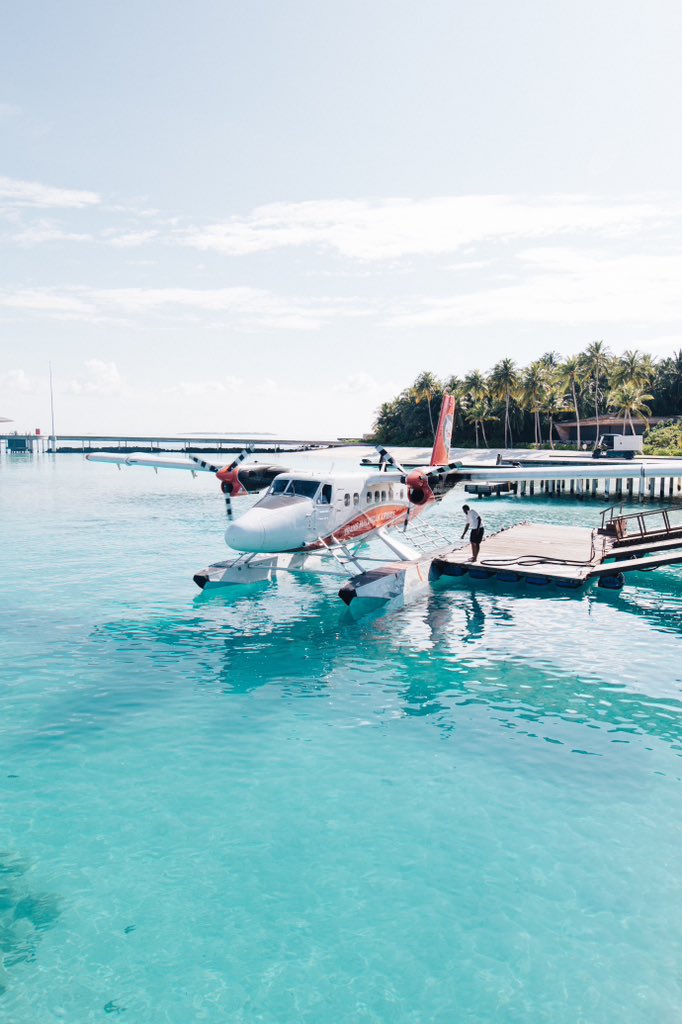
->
[87, 453, 217, 472]
[87, 447, 287, 519]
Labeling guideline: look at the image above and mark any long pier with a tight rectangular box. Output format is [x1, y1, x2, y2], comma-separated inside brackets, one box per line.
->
[0, 433, 356, 455]
[456, 457, 682, 504]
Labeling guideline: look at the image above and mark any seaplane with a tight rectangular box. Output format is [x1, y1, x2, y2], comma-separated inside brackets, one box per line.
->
[87, 395, 464, 606]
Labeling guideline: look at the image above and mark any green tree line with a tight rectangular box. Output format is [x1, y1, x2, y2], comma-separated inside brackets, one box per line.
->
[373, 344, 682, 449]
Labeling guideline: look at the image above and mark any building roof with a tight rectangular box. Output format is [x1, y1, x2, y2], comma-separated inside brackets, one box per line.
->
[557, 416, 671, 427]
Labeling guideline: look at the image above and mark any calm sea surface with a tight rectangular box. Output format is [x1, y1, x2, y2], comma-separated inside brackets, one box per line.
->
[1, 454, 682, 1023]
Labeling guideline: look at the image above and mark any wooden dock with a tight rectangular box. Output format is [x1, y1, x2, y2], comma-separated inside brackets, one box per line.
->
[434, 523, 612, 586]
[432, 507, 682, 590]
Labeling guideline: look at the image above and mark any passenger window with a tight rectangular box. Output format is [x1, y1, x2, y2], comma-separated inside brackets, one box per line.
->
[388, 486, 394, 500]
[344, 493, 350, 507]
[366, 492, 372, 503]
[353, 493, 359, 506]
[374, 490, 380, 502]
[381, 490, 386, 502]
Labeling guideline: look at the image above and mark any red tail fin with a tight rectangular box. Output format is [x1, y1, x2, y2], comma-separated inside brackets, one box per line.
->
[430, 393, 456, 466]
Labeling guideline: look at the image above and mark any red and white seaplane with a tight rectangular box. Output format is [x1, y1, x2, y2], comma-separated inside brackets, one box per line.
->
[87, 395, 463, 606]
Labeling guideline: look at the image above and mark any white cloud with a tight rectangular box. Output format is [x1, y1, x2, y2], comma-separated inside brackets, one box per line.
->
[0, 175, 101, 209]
[165, 376, 244, 397]
[0, 288, 94, 317]
[0, 284, 365, 330]
[0, 101, 20, 122]
[0, 368, 40, 395]
[387, 248, 682, 329]
[334, 372, 395, 395]
[629, 334, 682, 354]
[165, 376, 279, 399]
[12, 221, 92, 245]
[184, 195, 672, 262]
[68, 360, 125, 396]
[108, 229, 159, 248]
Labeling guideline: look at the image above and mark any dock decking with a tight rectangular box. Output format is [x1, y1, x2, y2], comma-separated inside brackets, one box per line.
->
[432, 509, 682, 588]
[436, 523, 613, 583]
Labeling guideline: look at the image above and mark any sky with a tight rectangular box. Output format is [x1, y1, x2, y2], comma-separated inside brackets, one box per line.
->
[1, 0, 681, 438]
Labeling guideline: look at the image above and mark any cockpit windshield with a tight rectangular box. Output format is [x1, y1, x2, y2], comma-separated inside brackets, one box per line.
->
[270, 478, 321, 499]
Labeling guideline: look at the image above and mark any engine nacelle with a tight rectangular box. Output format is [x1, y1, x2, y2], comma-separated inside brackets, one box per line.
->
[405, 469, 434, 506]
[217, 463, 285, 496]
[217, 467, 248, 496]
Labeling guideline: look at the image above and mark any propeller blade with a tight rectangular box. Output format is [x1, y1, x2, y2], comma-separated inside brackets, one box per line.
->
[224, 491, 234, 520]
[428, 461, 462, 479]
[188, 455, 221, 473]
[189, 445, 254, 478]
[374, 445, 407, 475]
[223, 445, 254, 474]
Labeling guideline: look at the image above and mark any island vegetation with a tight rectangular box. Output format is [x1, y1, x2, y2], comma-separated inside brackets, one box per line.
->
[372, 344, 682, 456]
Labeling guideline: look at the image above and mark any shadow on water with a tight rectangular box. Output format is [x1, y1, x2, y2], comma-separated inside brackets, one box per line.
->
[19, 566, 682, 756]
[0, 853, 60, 996]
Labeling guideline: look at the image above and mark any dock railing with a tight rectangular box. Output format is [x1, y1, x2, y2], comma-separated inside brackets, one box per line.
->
[599, 503, 681, 542]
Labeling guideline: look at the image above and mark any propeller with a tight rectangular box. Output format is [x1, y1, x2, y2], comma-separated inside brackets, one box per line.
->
[189, 446, 254, 520]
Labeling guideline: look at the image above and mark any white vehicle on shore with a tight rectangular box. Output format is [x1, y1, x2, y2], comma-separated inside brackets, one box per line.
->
[592, 433, 644, 459]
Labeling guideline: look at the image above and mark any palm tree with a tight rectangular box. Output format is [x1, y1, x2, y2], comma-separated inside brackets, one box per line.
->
[607, 381, 654, 435]
[654, 349, 682, 414]
[463, 403, 481, 447]
[559, 355, 587, 449]
[464, 398, 498, 448]
[443, 374, 462, 396]
[539, 351, 561, 371]
[477, 401, 498, 448]
[521, 361, 548, 445]
[410, 371, 441, 441]
[582, 340, 611, 438]
[489, 358, 520, 448]
[542, 387, 571, 449]
[462, 369, 488, 401]
[610, 349, 656, 390]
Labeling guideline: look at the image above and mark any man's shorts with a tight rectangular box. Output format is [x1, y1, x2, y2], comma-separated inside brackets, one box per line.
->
[470, 527, 484, 545]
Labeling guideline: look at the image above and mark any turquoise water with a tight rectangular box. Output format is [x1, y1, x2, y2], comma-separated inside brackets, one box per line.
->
[1, 455, 682, 1023]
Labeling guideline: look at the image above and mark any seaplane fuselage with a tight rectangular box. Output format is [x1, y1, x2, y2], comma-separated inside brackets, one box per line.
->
[225, 470, 418, 554]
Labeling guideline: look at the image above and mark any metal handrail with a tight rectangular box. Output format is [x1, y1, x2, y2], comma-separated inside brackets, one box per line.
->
[600, 503, 676, 537]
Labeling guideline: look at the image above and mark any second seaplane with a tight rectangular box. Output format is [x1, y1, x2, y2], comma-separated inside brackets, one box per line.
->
[87, 395, 463, 605]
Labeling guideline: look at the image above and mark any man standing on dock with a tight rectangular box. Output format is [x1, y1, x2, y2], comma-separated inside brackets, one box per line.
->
[461, 505, 484, 562]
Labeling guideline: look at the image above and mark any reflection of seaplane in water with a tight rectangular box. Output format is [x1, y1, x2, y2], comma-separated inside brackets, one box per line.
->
[87, 395, 463, 604]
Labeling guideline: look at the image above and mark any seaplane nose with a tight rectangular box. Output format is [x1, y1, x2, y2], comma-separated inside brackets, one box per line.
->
[225, 512, 267, 553]
[225, 507, 306, 553]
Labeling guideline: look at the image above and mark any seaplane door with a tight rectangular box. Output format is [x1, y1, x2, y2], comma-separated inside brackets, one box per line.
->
[312, 483, 334, 535]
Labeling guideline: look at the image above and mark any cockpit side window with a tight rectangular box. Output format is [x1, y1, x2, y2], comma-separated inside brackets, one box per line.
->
[318, 484, 332, 504]
[270, 478, 321, 499]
